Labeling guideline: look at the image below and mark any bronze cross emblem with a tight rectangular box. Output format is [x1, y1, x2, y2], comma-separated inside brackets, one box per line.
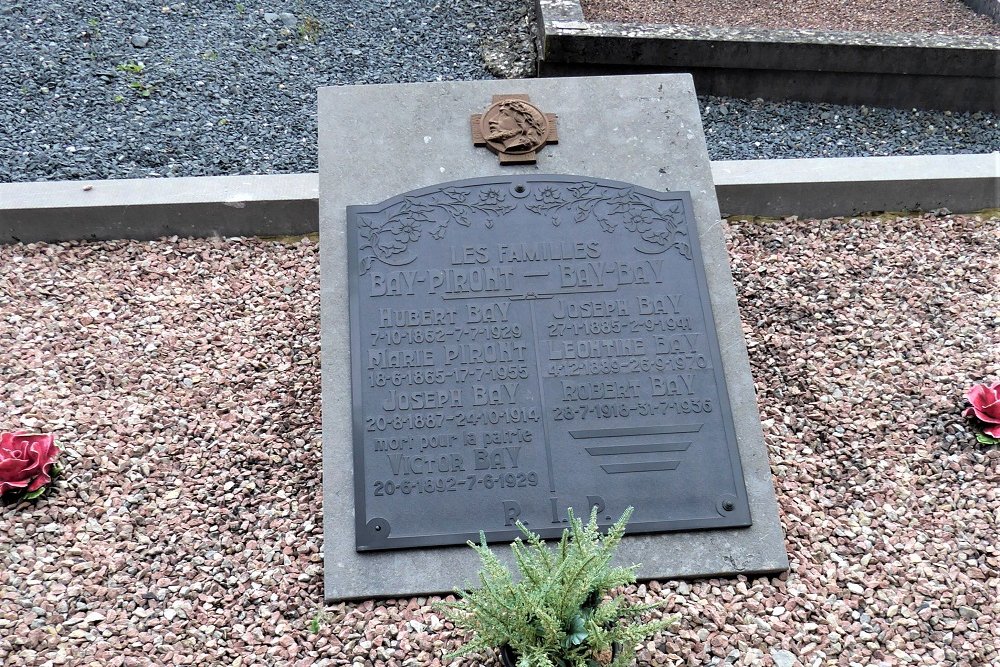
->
[471, 94, 558, 165]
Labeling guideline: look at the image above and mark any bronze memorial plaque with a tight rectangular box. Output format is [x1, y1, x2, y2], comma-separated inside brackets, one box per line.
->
[348, 175, 751, 551]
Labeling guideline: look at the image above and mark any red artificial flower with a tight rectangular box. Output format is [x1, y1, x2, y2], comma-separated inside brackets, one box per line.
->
[963, 382, 1000, 438]
[0, 432, 60, 496]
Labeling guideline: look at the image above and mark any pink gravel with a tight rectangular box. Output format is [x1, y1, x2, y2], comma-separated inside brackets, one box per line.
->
[1, 212, 998, 666]
[582, 0, 1000, 37]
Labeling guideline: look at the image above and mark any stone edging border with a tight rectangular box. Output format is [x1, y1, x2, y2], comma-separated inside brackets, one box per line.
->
[534, 0, 1000, 112]
[0, 173, 318, 245]
[1, 154, 997, 244]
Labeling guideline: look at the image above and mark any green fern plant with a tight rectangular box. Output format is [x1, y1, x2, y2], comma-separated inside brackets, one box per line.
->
[441, 507, 679, 667]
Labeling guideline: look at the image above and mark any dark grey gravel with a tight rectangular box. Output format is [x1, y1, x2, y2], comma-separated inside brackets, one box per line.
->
[700, 96, 999, 160]
[0, 1, 996, 184]
[0, 0, 537, 182]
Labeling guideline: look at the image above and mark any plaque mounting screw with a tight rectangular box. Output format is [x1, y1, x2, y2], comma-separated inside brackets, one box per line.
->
[722, 500, 735, 512]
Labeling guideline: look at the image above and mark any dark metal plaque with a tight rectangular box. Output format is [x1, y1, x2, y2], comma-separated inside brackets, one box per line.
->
[347, 175, 751, 551]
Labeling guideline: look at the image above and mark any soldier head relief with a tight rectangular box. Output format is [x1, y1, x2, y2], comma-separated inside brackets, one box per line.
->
[471, 95, 558, 165]
[485, 100, 547, 154]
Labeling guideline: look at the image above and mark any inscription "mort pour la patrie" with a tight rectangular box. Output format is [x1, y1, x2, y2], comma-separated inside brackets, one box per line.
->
[347, 176, 751, 551]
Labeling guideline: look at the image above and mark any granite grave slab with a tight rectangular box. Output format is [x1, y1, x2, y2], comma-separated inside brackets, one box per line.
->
[319, 74, 788, 600]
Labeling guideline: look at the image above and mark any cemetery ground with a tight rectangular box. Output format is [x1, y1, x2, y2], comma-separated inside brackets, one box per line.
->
[1, 0, 998, 182]
[581, 0, 1000, 35]
[1, 210, 998, 666]
[2, 1, 999, 666]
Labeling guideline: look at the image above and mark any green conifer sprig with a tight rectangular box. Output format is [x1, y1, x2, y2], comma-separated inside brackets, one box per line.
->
[441, 507, 680, 666]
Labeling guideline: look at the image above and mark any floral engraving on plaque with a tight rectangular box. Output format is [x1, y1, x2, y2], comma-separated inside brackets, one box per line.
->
[356, 179, 693, 273]
[358, 187, 516, 274]
[524, 181, 692, 260]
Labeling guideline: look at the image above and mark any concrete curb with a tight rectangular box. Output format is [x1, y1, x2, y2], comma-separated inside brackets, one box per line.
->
[0, 173, 318, 244]
[712, 153, 999, 218]
[535, 0, 1000, 111]
[1, 155, 997, 244]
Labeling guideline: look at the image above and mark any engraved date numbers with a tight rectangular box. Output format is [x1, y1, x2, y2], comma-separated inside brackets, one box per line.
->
[547, 317, 692, 337]
[546, 355, 708, 377]
[553, 399, 713, 420]
[366, 413, 447, 431]
[373, 472, 540, 496]
[450, 407, 540, 426]
[371, 325, 522, 346]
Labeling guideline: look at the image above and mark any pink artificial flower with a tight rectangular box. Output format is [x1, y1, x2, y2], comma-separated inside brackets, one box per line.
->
[0, 432, 60, 496]
[963, 382, 1000, 438]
